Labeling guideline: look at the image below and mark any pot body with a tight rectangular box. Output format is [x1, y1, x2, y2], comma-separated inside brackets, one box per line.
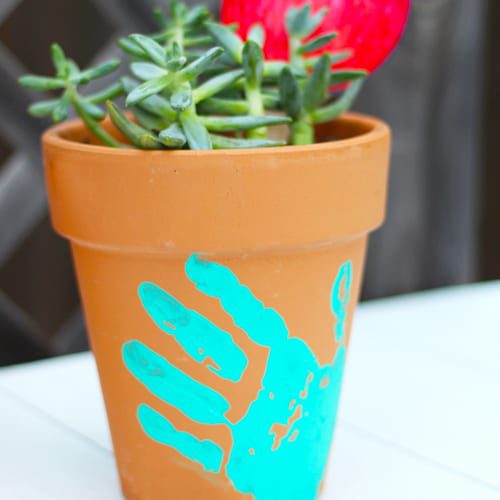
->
[42, 114, 391, 500]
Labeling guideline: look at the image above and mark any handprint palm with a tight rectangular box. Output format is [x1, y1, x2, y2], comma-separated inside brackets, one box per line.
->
[123, 254, 352, 500]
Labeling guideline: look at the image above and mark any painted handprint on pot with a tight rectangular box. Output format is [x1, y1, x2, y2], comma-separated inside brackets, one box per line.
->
[123, 254, 352, 500]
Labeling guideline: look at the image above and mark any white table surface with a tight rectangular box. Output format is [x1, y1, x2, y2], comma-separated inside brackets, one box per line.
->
[1, 282, 499, 500]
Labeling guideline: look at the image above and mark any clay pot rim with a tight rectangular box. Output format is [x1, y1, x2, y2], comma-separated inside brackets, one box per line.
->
[42, 112, 389, 158]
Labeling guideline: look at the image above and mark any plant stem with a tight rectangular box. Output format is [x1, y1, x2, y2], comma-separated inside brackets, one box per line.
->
[290, 37, 305, 72]
[172, 25, 184, 53]
[245, 83, 266, 140]
[291, 116, 314, 145]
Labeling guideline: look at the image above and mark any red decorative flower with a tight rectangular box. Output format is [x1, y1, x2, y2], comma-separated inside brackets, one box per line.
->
[221, 0, 410, 72]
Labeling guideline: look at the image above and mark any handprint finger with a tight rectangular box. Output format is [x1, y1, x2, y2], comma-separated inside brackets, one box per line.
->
[139, 282, 248, 382]
[137, 404, 224, 474]
[185, 254, 288, 348]
[330, 261, 352, 342]
[123, 340, 230, 425]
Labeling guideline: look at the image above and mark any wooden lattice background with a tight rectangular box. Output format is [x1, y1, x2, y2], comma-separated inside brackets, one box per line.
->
[0, 0, 497, 366]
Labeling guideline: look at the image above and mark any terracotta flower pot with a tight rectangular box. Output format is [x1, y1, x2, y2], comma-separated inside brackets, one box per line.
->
[42, 113, 390, 500]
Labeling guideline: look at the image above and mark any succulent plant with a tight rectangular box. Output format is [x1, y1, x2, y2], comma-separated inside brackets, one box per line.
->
[19, 0, 371, 150]
[18, 44, 124, 147]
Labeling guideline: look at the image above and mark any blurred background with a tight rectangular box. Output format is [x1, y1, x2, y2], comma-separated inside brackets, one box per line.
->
[0, 0, 497, 366]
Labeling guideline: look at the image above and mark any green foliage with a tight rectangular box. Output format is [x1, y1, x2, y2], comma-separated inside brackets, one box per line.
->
[19, 43, 123, 147]
[159, 123, 187, 148]
[278, 68, 302, 119]
[210, 135, 286, 149]
[19, 0, 368, 150]
[281, 2, 369, 144]
[179, 109, 212, 150]
[242, 41, 264, 88]
[107, 101, 162, 149]
[286, 3, 328, 39]
[205, 22, 244, 63]
[199, 115, 290, 132]
[247, 24, 265, 48]
[298, 32, 337, 55]
[303, 54, 331, 112]
[311, 80, 364, 123]
[192, 69, 243, 103]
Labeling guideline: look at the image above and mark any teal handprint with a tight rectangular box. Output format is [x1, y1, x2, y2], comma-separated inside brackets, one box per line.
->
[123, 254, 352, 500]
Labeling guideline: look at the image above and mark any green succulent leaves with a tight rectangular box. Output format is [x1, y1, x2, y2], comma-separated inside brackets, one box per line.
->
[330, 69, 368, 86]
[298, 32, 337, 55]
[75, 60, 120, 85]
[312, 79, 365, 123]
[199, 114, 290, 132]
[210, 135, 286, 149]
[247, 24, 265, 48]
[279, 67, 302, 120]
[28, 99, 60, 118]
[107, 101, 162, 149]
[193, 69, 243, 103]
[19, 1, 368, 150]
[19, 43, 123, 147]
[205, 22, 244, 63]
[304, 54, 331, 112]
[126, 75, 172, 107]
[131, 62, 168, 81]
[286, 3, 328, 39]
[19, 75, 65, 91]
[159, 123, 187, 148]
[179, 110, 212, 150]
[279, 46, 367, 144]
[243, 41, 264, 88]
[280, 2, 369, 145]
[179, 47, 224, 80]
